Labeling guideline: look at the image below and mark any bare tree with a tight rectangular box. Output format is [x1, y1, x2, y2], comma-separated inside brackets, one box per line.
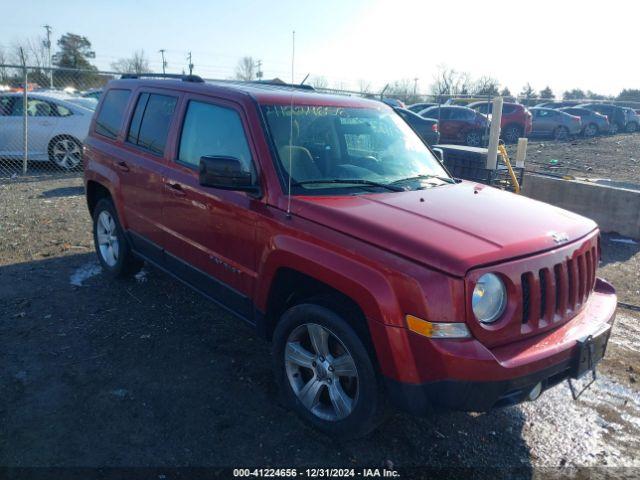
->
[429, 66, 472, 99]
[309, 75, 328, 89]
[235, 56, 256, 81]
[111, 50, 151, 74]
[472, 76, 500, 96]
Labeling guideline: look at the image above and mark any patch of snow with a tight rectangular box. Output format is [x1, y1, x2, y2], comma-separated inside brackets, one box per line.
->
[69, 261, 102, 287]
[134, 268, 148, 283]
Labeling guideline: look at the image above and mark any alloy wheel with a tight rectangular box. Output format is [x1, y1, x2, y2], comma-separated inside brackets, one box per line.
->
[584, 124, 597, 137]
[51, 138, 82, 170]
[96, 210, 119, 267]
[284, 323, 359, 422]
[503, 126, 521, 143]
[466, 132, 481, 147]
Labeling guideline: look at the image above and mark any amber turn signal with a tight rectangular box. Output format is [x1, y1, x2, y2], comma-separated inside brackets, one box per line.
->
[406, 315, 471, 339]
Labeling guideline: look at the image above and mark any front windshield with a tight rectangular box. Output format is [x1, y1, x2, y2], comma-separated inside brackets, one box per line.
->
[261, 104, 449, 194]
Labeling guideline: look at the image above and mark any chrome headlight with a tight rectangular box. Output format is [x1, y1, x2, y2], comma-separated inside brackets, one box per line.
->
[472, 273, 507, 324]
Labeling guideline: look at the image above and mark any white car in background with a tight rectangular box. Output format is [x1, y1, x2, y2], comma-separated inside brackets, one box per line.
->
[0, 91, 97, 170]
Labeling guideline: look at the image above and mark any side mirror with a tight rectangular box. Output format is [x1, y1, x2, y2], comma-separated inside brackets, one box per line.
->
[198, 155, 259, 193]
[432, 148, 444, 162]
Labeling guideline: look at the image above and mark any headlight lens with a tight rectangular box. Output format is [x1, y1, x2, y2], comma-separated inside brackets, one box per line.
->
[472, 273, 507, 324]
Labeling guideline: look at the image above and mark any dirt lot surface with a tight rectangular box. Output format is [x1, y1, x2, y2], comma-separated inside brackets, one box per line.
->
[1, 160, 639, 475]
[506, 132, 640, 184]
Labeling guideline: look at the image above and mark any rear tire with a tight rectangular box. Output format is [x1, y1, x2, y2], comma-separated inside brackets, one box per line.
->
[465, 130, 483, 147]
[610, 123, 619, 135]
[272, 300, 384, 439]
[553, 126, 569, 141]
[502, 124, 523, 144]
[92, 198, 142, 278]
[583, 123, 598, 137]
[48, 136, 82, 170]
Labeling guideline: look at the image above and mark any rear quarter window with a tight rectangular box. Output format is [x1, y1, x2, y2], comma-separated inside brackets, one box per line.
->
[126, 93, 178, 156]
[95, 89, 131, 139]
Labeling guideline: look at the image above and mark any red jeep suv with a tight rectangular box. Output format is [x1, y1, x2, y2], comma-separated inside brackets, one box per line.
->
[84, 75, 616, 438]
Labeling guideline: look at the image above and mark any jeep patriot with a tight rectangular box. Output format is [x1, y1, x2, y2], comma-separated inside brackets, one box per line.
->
[83, 75, 616, 438]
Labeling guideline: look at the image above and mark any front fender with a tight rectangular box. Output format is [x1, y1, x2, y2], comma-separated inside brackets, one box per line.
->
[255, 235, 402, 327]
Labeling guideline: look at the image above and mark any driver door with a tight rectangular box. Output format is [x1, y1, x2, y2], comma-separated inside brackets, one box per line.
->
[161, 95, 261, 313]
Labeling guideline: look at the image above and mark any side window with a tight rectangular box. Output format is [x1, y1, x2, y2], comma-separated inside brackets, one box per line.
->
[26, 99, 55, 117]
[55, 104, 73, 117]
[178, 100, 254, 178]
[436, 108, 450, 120]
[0, 96, 13, 116]
[95, 89, 131, 139]
[127, 93, 177, 156]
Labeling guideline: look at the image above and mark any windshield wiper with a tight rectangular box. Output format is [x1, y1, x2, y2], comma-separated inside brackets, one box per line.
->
[389, 174, 456, 186]
[292, 179, 404, 192]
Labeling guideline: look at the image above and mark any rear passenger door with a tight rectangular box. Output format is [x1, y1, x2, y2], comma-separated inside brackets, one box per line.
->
[110, 89, 179, 260]
[161, 95, 261, 317]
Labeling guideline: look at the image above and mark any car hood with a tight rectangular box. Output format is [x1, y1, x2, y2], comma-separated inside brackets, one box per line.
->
[290, 182, 597, 277]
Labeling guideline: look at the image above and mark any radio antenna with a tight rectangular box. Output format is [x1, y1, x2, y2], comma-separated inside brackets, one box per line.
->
[286, 30, 295, 218]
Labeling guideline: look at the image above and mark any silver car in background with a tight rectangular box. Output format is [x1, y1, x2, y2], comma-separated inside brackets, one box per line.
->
[530, 107, 582, 140]
[0, 91, 95, 170]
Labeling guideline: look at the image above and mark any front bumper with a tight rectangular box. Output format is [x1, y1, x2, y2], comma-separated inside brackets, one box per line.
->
[380, 278, 616, 413]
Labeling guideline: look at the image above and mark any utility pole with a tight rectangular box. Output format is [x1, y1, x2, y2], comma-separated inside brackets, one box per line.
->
[256, 60, 263, 80]
[159, 49, 167, 74]
[413, 77, 418, 96]
[43, 24, 53, 88]
[187, 51, 193, 75]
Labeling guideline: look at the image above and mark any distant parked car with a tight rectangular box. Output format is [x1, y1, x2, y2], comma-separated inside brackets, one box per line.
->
[82, 89, 102, 100]
[558, 107, 609, 137]
[0, 92, 93, 169]
[381, 98, 406, 109]
[535, 101, 580, 109]
[419, 105, 488, 146]
[394, 107, 440, 145]
[577, 104, 627, 134]
[529, 107, 582, 140]
[406, 102, 438, 113]
[468, 101, 532, 143]
[621, 107, 639, 133]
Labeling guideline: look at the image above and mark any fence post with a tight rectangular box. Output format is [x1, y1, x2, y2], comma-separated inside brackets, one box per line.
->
[486, 96, 503, 170]
[19, 49, 28, 175]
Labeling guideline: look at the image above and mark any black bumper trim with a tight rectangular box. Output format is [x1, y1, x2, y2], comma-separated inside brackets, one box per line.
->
[385, 359, 573, 415]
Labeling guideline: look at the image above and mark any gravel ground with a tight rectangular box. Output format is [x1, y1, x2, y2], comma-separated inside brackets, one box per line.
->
[0, 161, 639, 474]
[506, 132, 640, 184]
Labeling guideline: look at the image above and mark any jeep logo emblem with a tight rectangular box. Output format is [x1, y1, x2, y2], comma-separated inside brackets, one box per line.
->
[550, 231, 569, 244]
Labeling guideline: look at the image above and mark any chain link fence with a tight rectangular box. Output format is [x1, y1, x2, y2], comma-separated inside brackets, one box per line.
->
[0, 64, 119, 180]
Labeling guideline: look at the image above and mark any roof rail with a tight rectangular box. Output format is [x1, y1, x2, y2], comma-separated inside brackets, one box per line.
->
[120, 73, 204, 83]
[249, 80, 315, 91]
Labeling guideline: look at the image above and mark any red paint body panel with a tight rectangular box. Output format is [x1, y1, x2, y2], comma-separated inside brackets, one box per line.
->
[84, 79, 617, 408]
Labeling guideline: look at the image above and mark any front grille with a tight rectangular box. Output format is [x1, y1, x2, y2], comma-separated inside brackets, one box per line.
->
[520, 245, 598, 329]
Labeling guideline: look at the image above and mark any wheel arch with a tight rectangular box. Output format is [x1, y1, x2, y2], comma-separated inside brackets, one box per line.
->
[256, 237, 402, 341]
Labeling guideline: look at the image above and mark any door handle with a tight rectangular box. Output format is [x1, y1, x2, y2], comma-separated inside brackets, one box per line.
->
[164, 182, 186, 196]
[115, 160, 130, 172]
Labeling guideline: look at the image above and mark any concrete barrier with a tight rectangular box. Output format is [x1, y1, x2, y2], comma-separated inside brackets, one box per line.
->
[522, 174, 640, 239]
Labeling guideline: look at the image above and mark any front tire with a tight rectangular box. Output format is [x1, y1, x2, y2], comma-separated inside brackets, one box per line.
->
[553, 126, 569, 141]
[92, 198, 142, 278]
[626, 122, 638, 133]
[272, 301, 384, 439]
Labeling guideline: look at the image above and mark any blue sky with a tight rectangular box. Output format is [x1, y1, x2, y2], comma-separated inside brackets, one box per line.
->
[1, 0, 637, 96]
